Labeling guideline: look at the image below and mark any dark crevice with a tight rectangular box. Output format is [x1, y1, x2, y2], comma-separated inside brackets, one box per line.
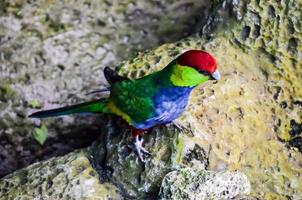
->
[293, 100, 302, 107]
[288, 137, 302, 153]
[287, 19, 295, 34]
[268, 5, 276, 18]
[288, 38, 298, 53]
[281, 119, 302, 154]
[241, 26, 251, 40]
[253, 25, 261, 38]
[289, 119, 302, 138]
[0, 117, 102, 178]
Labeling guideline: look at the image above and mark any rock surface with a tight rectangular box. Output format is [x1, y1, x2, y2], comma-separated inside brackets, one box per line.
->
[114, 0, 302, 199]
[159, 168, 250, 200]
[89, 117, 209, 199]
[0, 150, 122, 200]
[0, 0, 301, 200]
[0, 0, 212, 177]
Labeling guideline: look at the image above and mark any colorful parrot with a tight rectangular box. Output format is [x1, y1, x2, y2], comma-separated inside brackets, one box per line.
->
[29, 50, 220, 162]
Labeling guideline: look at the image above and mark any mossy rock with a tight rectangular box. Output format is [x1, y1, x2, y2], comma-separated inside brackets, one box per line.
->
[0, 0, 301, 199]
[114, 1, 302, 198]
[89, 117, 209, 199]
[0, 150, 122, 200]
[0, 0, 213, 177]
[159, 168, 250, 200]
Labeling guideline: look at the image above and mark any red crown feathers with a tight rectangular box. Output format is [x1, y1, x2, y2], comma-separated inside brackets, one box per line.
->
[177, 50, 217, 74]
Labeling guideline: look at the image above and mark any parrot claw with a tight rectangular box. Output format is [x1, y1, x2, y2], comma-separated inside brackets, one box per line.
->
[134, 135, 151, 163]
[170, 121, 193, 134]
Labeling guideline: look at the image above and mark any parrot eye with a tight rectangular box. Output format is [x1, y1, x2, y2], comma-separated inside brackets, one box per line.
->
[198, 70, 210, 77]
[198, 70, 215, 80]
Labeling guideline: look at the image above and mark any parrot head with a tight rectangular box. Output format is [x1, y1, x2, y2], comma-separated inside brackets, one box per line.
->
[176, 50, 220, 80]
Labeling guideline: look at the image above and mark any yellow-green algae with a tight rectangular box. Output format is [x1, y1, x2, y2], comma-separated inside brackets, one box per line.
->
[175, 134, 184, 164]
[119, 40, 301, 199]
[117, 0, 302, 196]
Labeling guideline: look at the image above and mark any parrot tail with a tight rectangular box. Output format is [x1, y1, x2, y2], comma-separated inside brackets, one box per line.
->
[28, 99, 110, 118]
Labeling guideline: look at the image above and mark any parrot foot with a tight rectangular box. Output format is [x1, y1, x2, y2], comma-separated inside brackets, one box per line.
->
[170, 121, 193, 135]
[134, 135, 151, 163]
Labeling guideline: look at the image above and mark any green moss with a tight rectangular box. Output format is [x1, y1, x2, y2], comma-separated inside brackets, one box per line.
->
[0, 84, 16, 100]
[175, 135, 184, 164]
[28, 99, 41, 108]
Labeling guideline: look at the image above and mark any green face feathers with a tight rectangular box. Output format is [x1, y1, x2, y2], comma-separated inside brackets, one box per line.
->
[170, 63, 210, 87]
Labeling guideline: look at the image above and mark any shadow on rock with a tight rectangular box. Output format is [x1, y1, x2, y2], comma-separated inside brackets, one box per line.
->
[89, 116, 209, 199]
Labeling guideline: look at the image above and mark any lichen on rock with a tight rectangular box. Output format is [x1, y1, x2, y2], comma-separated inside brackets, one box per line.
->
[88, 117, 209, 199]
[114, 1, 302, 198]
[159, 168, 250, 200]
[0, 0, 213, 177]
[0, 150, 122, 200]
[0, 0, 301, 199]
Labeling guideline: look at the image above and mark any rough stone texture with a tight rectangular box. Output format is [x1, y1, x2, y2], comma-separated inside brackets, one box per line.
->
[113, 0, 302, 198]
[0, 0, 301, 200]
[116, 40, 302, 198]
[202, 0, 302, 143]
[89, 117, 209, 199]
[0, 117, 211, 200]
[159, 168, 250, 200]
[0, 0, 212, 177]
[112, 1, 302, 199]
[0, 150, 122, 200]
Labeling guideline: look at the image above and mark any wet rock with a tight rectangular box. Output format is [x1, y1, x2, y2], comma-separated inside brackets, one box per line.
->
[159, 168, 250, 200]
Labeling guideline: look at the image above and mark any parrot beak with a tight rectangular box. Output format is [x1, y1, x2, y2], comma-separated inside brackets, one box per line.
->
[211, 70, 221, 80]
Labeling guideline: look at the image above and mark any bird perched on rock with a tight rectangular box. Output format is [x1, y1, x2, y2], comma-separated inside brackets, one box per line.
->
[29, 50, 220, 162]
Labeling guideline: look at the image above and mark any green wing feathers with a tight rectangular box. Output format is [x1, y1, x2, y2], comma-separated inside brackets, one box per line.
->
[29, 99, 110, 118]
[110, 74, 159, 123]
